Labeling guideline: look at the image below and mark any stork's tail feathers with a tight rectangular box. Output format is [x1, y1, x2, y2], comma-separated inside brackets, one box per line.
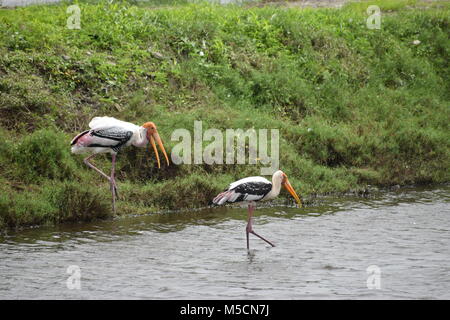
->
[212, 191, 233, 206]
[70, 130, 92, 154]
[70, 130, 90, 146]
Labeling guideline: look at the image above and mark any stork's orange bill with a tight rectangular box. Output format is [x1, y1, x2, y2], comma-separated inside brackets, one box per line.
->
[149, 130, 169, 169]
[154, 131, 169, 166]
[283, 179, 302, 207]
[149, 135, 160, 168]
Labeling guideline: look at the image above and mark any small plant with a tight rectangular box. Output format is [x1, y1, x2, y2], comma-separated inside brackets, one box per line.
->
[44, 181, 112, 223]
[0, 74, 61, 130]
[14, 129, 78, 183]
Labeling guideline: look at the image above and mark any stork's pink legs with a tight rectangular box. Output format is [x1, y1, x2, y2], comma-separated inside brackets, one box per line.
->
[110, 154, 117, 213]
[83, 154, 118, 213]
[84, 154, 110, 181]
[246, 202, 275, 250]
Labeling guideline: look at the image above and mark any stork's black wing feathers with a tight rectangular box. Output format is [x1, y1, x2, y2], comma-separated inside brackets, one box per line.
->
[232, 182, 272, 202]
[91, 127, 133, 142]
[89, 127, 133, 152]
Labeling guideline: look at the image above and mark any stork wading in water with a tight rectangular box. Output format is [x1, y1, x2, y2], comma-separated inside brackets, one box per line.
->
[71, 117, 169, 213]
[212, 170, 302, 250]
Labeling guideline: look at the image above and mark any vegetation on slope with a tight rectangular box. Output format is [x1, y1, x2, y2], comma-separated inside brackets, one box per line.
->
[0, 0, 449, 229]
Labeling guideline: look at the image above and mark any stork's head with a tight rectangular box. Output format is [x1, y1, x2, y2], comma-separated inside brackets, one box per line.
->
[274, 170, 302, 207]
[142, 122, 169, 168]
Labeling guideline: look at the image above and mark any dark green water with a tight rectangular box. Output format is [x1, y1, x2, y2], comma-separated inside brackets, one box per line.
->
[1, 185, 449, 299]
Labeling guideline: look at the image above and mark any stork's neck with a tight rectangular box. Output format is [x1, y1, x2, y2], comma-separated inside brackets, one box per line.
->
[133, 127, 148, 147]
[265, 174, 283, 200]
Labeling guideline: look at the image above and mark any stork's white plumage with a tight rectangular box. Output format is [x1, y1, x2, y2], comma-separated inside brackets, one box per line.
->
[213, 176, 272, 205]
[71, 116, 169, 213]
[71, 117, 152, 155]
[88, 116, 140, 131]
[212, 170, 302, 249]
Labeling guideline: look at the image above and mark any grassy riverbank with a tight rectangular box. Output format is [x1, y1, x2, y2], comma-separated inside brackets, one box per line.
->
[0, 0, 449, 230]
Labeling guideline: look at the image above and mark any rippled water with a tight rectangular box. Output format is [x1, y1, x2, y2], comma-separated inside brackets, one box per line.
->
[1, 185, 449, 299]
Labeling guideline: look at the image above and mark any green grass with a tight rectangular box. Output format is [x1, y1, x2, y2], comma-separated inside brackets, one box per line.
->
[0, 0, 449, 230]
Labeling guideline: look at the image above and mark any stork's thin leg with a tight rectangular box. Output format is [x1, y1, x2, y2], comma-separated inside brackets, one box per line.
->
[111, 159, 118, 199]
[246, 217, 250, 250]
[246, 203, 275, 249]
[84, 154, 111, 182]
[110, 154, 117, 214]
[250, 230, 275, 248]
[84, 154, 118, 214]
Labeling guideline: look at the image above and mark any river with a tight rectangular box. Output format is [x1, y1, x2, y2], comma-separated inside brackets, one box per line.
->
[0, 185, 449, 299]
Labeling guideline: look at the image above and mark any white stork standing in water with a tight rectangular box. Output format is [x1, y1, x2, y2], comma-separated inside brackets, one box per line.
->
[212, 170, 302, 250]
[70, 116, 169, 213]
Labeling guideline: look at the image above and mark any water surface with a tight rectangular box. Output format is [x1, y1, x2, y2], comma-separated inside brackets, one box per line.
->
[1, 185, 449, 299]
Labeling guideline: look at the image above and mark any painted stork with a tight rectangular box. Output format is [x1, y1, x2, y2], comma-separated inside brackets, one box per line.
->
[212, 170, 302, 249]
[70, 116, 169, 213]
